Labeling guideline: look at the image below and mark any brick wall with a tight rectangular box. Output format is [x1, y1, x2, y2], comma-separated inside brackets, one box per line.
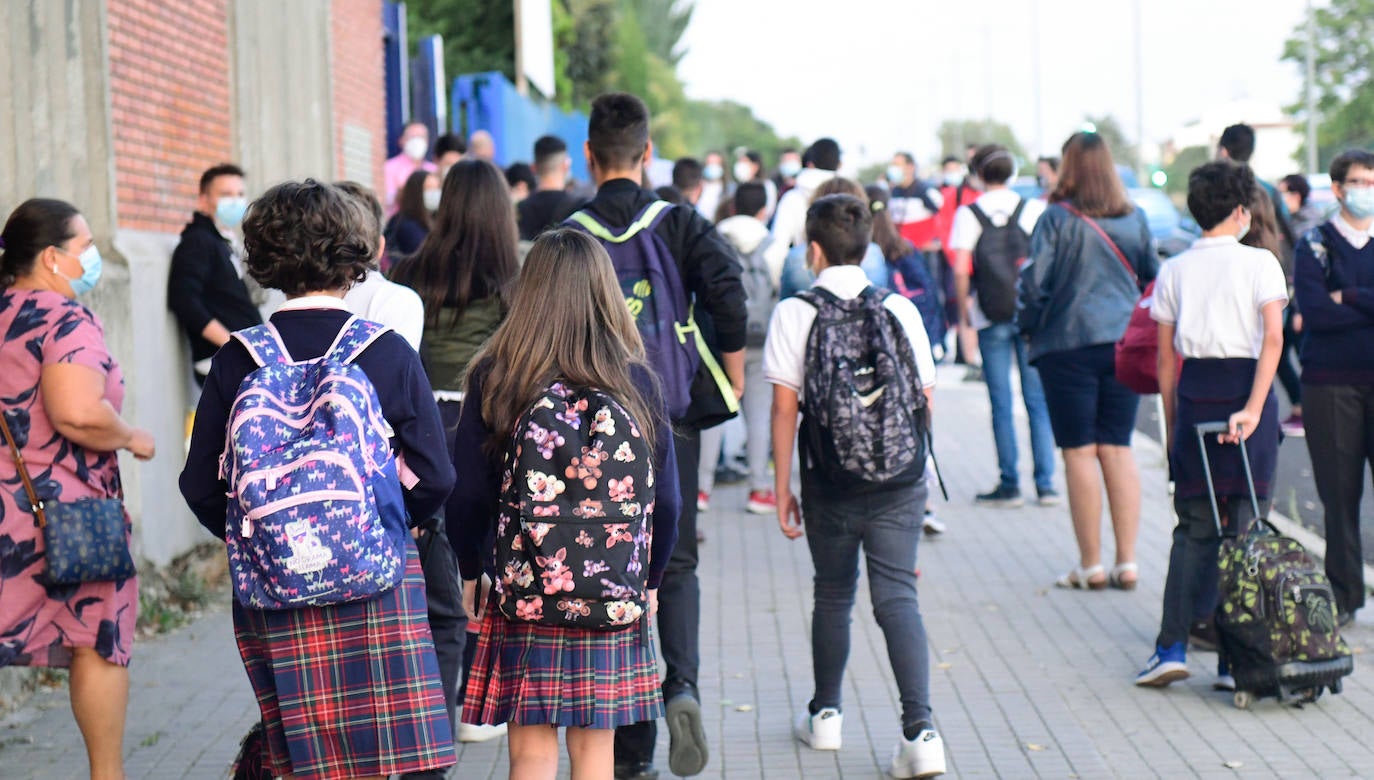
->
[108, 0, 232, 234]
[331, 0, 386, 190]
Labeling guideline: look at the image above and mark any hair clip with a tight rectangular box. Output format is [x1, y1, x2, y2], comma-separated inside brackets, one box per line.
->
[871, 201, 885, 213]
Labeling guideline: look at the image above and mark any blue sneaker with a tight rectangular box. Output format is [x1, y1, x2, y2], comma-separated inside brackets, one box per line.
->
[1135, 642, 1189, 687]
[1213, 658, 1236, 692]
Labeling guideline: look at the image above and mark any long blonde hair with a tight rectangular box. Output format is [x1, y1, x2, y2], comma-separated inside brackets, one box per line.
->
[464, 228, 659, 455]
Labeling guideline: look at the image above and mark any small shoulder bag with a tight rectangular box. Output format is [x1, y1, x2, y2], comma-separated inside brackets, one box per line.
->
[0, 410, 136, 584]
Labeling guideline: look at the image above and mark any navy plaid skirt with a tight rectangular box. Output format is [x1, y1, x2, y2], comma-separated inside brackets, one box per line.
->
[233, 544, 455, 780]
[463, 606, 664, 729]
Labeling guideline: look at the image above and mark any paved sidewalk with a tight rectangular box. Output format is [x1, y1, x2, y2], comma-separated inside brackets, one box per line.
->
[3, 379, 1372, 778]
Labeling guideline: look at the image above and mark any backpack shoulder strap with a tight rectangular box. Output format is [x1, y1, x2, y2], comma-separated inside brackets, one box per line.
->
[795, 286, 841, 310]
[567, 200, 673, 244]
[325, 316, 393, 365]
[231, 323, 291, 367]
[1009, 197, 1028, 227]
[967, 202, 993, 230]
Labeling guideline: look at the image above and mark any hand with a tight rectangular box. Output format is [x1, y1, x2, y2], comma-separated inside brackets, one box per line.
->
[126, 429, 155, 460]
[732, 381, 745, 401]
[1223, 407, 1261, 444]
[647, 588, 659, 618]
[777, 490, 804, 539]
[1331, 290, 1344, 304]
[1291, 313, 1303, 332]
[462, 579, 480, 622]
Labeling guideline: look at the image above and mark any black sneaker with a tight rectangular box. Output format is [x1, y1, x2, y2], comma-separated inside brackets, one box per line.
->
[614, 762, 660, 780]
[1036, 488, 1062, 507]
[665, 690, 709, 776]
[975, 485, 1023, 507]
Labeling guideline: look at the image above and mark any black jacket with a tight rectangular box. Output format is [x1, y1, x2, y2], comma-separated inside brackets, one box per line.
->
[167, 213, 262, 364]
[577, 178, 748, 354]
[1017, 203, 1158, 362]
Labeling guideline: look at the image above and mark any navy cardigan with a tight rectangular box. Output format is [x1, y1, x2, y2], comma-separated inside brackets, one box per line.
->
[446, 363, 681, 589]
[179, 307, 455, 539]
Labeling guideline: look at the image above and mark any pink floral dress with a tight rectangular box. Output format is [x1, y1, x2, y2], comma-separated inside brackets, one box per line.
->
[0, 288, 137, 668]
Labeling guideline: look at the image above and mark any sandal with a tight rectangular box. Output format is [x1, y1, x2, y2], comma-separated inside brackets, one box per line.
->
[1108, 562, 1139, 591]
[1055, 564, 1107, 590]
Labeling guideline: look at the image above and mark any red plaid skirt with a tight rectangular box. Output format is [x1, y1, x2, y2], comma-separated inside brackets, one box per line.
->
[233, 544, 455, 780]
[463, 607, 664, 728]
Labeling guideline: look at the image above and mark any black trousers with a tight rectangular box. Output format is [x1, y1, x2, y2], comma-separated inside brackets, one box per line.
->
[615, 426, 702, 765]
[1304, 382, 1374, 615]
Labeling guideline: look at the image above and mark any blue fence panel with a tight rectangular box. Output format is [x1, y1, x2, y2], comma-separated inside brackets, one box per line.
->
[451, 72, 590, 182]
[382, 2, 409, 159]
[410, 35, 447, 143]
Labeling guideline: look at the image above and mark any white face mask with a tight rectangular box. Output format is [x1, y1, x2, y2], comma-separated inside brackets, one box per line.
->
[423, 189, 441, 212]
[733, 160, 755, 183]
[403, 136, 429, 161]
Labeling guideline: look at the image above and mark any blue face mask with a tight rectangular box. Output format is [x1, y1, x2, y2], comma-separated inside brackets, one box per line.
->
[703, 163, 724, 182]
[887, 165, 906, 184]
[216, 196, 249, 229]
[1344, 187, 1374, 219]
[54, 245, 103, 296]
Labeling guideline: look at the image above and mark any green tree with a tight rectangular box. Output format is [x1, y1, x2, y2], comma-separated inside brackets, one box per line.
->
[554, 0, 619, 109]
[625, 0, 694, 67]
[937, 119, 1026, 162]
[406, 0, 515, 86]
[1162, 145, 1211, 197]
[1084, 114, 1139, 171]
[1283, 0, 1374, 169]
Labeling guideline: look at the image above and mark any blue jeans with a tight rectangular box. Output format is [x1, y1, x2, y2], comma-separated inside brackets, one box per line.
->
[978, 322, 1056, 492]
[803, 482, 932, 729]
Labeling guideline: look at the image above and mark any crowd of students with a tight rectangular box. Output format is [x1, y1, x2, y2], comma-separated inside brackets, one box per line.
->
[4, 88, 1374, 780]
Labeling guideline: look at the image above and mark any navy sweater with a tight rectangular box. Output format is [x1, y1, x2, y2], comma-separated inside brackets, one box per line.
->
[446, 363, 680, 589]
[179, 308, 455, 539]
[1294, 222, 1374, 385]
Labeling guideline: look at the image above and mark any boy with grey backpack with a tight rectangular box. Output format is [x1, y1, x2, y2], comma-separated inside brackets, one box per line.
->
[763, 192, 946, 778]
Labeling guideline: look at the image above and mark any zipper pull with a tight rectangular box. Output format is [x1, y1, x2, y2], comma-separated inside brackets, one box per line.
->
[241, 517, 253, 538]
[266, 473, 277, 491]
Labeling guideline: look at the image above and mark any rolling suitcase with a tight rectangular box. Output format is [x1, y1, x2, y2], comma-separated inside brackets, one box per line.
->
[1196, 421, 1355, 709]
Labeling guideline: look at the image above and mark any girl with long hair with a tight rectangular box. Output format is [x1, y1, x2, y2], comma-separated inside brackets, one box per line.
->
[384, 168, 441, 261]
[1017, 131, 1158, 590]
[448, 229, 680, 779]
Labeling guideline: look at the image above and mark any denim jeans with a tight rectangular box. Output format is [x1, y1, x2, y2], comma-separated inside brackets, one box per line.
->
[1158, 497, 1263, 649]
[803, 482, 932, 729]
[978, 322, 1056, 492]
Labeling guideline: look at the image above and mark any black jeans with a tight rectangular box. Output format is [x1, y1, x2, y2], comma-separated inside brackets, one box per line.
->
[401, 517, 467, 779]
[615, 426, 701, 765]
[1304, 382, 1374, 615]
[803, 482, 933, 729]
[1158, 497, 1262, 649]
[1276, 307, 1303, 407]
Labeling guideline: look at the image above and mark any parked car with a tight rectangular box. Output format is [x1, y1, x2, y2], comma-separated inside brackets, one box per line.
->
[1129, 187, 1197, 259]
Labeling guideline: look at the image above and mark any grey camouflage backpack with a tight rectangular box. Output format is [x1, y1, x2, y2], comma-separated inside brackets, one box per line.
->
[796, 286, 930, 486]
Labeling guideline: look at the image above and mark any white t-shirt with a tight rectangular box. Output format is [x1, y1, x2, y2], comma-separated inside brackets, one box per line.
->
[343, 272, 425, 351]
[947, 188, 1045, 328]
[763, 265, 937, 398]
[1150, 236, 1288, 359]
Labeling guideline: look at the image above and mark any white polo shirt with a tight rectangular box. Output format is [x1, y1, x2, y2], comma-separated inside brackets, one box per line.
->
[1150, 235, 1288, 359]
[763, 265, 937, 398]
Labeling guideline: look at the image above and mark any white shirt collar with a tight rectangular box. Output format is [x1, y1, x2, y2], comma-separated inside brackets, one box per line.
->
[1332, 213, 1374, 249]
[1192, 234, 1240, 248]
[275, 295, 351, 313]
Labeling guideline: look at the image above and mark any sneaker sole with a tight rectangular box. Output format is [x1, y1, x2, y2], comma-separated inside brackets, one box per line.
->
[794, 725, 842, 751]
[745, 503, 774, 515]
[1037, 497, 1062, 507]
[1136, 666, 1190, 687]
[666, 696, 709, 776]
[1282, 429, 1306, 438]
[975, 498, 1024, 508]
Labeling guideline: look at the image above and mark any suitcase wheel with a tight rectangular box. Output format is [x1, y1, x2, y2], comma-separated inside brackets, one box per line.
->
[1233, 691, 1254, 710]
[1331, 678, 1343, 695]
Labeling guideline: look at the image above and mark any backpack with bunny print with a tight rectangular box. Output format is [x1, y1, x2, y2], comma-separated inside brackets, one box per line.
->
[493, 382, 656, 631]
[221, 317, 409, 609]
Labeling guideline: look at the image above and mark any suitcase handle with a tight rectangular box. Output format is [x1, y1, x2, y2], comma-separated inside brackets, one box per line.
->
[1193, 421, 1261, 536]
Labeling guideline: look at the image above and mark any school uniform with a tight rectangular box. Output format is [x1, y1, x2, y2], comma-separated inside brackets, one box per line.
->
[1150, 235, 1288, 649]
[448, 363, 681, 728]
[763, 263, 939, 733]
[180, 296, 456, 780]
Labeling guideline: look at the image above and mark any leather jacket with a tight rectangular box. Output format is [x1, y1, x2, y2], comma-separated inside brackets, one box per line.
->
[1017, 202, 1158, 362]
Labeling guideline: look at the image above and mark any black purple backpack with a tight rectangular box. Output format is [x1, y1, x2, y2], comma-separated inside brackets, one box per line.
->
[493, 382, 656, 630]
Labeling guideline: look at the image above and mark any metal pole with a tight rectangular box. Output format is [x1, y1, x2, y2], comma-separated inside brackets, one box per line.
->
[1134, 0, 1146, 180]
[1306, 0, 1319, 174]
[513, 0, 528, 97]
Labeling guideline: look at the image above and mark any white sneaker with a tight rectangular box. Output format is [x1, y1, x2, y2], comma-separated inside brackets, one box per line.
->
[891, 727, 946, 778]
[921, 512, 946, 536]
[794, 707, 843, 751]
[457, 721, 508, 743]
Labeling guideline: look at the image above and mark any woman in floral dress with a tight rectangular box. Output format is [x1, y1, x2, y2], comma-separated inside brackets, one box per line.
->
[0, 198, 156, 780]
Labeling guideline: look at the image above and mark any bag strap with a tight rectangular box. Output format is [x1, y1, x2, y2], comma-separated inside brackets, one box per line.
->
[1060, 203, 1137, 284]
[967, 202, 993, 231]
[567, 201, 673, 243]
[0, 411, 47, 528]
[326, 316, 391, 365]
[232, 323, 291, 368]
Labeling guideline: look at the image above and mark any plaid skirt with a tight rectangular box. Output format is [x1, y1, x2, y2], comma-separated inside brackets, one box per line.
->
[462, 606, 664, 729]
[233, 544, 455, 780]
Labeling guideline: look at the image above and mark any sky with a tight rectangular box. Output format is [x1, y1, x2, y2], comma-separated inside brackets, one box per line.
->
[676, 0, 1310, 170]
